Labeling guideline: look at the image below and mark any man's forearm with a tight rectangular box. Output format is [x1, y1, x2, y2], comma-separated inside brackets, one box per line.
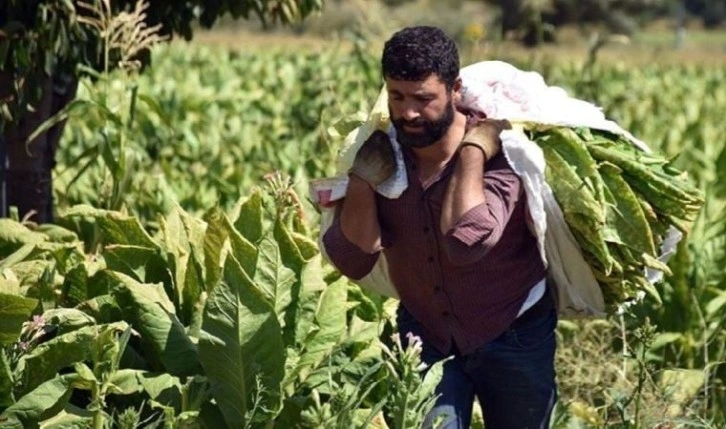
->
[340, 175, 382, 254]
[440, 146, 487, 234]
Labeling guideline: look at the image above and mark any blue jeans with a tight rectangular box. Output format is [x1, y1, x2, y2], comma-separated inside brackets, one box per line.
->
[397, 305, 558, 429]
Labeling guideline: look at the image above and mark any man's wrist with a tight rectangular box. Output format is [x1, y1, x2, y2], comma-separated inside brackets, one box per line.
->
[459, 141, 490, 162]
[348, 172, 376, 191]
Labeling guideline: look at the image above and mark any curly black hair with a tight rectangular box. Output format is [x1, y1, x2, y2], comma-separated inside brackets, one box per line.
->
[381, 26, 460, 90]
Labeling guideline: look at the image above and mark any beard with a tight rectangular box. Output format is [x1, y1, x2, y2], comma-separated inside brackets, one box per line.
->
[391, 100, 455, 149]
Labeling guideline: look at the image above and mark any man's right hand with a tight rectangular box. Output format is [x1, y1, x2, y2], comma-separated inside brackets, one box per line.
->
[348, 130, 396, 188]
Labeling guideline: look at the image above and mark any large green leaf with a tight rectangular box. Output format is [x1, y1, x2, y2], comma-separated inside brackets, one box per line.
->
[75, 295, 122, 325]
[38, 409, 92, 429]
[159, 207, 192, 309]
[202, 207, 230, 294]
[110, 272, 201, 376]
[177, 207, 208, 331]
[59, 205, 158, 248]
[178, 205, 207, 270]
[59, 260, 107, 306]
[273, 216, 305, 273]
[0, 274, 21, 296]
[107, 369, 182, 404]
[291, 231, 319, 261]
[0, 293, 39, 345]
[223, 215, 258, 277]
[290, 276, 348, 384]
[254, 236, 295, 322]
[16, 322, 127, 397]
[0, 244, 36, 271]
[6, 261, 54, 295]
[41, 309, 96, 337]
[0, 220, 46, 258]
[0, 374, 77, 429]
[233, 188, 264, 244]
[293, 254, 327, 347]
[198, 255, 285, 428]
[1, 350, 14, 409]
[34, 225, 79, 244]
[103, 245, 172, 288]
[183, 255, 206, 338]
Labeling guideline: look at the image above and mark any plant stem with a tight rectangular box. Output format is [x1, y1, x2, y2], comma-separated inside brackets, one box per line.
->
[92, 382, 105, 429]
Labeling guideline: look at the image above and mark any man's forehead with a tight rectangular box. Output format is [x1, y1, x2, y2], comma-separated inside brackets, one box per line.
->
[385, 74, 446, 92]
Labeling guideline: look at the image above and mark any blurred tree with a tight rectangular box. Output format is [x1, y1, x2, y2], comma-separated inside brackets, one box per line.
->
[0, 0, 324, 223]
[686, 0, 726, 27]
[485, 0, 677, 46]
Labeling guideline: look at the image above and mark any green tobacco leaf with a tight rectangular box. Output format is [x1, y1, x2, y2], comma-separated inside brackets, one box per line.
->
[17, 323, 127, 397]
[183, 256, 206, 337]
[0, 244, 37, 271]
[43, 308, 96, 335]
[177, 206, 208, 329]
[274, 216, 304, 273]
[0, 220, 46, 258]
[0, 374, 77, 429]
[255, 236, 296, 321]
[347, 284, 382, 323]
[1, 350, 14, 409]
[198, 255, 285, 428]
[59, 205, 157, 248]
[292, 276, 347, 383]
[548, 128, 606, 207]
[110, 272, 201, 377]
[542, 144, 613, 274]
[41, 309, 95, 337]
[34, 225, 78, 244]
[599, 162, 656, 256]
[75, 295, 122, 325]
[107, 369, 182, 403]
[291, 231, 319, 261]
[159, 207, 191, 309]
[0, 277, 21, 297]
[203, 207, 230, 294]
[10, 260, 57, 303]
[233, 188, 264, 244]
[293, 254, 327, 347]
[418, 358, 446, 405]
[103, 245, 172, 290]
[60, 261, 100, 307]
[223, 215, 258, 277]
[0, 293, 39, 345]
[178, 205, 207, 265]
[38, 409, 92, 429]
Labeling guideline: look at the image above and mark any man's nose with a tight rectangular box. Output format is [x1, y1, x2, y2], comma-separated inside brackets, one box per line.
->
[401, 104, 420, 121]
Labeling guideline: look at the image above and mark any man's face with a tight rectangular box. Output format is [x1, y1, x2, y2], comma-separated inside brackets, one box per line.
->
[386, 74, 456, 149]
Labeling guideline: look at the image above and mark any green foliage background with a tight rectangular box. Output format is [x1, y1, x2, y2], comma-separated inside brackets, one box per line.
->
[0, 38, 724, 427]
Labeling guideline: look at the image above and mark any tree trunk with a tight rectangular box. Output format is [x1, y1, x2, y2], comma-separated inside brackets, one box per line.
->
[0, 71, 78, 223]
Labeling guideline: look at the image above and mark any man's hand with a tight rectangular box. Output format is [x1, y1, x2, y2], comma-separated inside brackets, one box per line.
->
[460, 118, 512, 162]
[349, 130, 396, 188]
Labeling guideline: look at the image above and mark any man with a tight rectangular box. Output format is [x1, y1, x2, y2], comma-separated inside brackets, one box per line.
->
[323, 25, 557, 429]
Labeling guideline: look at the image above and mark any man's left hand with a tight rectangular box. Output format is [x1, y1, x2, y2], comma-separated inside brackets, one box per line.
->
[460, 118, 512, 162]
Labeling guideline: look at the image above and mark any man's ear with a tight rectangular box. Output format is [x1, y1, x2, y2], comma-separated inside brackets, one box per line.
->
[452, 77, 463, 102]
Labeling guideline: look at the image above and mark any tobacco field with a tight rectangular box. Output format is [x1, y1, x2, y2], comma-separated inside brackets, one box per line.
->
[0, 42, 724, 428]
